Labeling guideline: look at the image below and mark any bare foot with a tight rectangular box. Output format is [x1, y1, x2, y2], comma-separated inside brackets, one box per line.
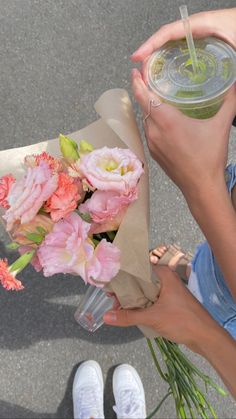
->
[150, 245, 168, 265]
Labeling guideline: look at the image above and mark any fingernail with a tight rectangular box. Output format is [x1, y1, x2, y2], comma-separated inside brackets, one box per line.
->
[103, 311, 117, 323]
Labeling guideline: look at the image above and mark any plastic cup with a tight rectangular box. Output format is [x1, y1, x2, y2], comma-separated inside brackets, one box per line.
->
[74, 285, 114, 332]
[147, 37, 236, 119]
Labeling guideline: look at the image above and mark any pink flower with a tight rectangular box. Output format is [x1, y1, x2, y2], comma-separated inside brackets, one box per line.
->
[24, 152, 62, 172]
[79, 147, 144, 193]
[86, 239, 121, 287]
[37, 212, 120, 286]
[13, 214, 54, 246]
[3, 162, 58, 231]
[0, 174, 15, 209]
[44, 173, 83, 222]
[0, 259, 24, 291]
[79, 189, 138, 233]
[37, 213, 95, 279]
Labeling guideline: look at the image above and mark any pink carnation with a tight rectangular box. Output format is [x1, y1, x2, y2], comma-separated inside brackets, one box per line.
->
[3, 162, 58, 231]
[79, 189, 138, 233]
[0, 174, 15, 209]
[0, 259, 24, 291]
[24, 152, 62, 172]
[37, 212, 120, 286]
[44, 173, 83, 222]
[79, 147, 144, 193]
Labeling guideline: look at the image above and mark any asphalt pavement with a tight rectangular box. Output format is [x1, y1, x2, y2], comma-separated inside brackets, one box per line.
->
[0, 1, 236, 418]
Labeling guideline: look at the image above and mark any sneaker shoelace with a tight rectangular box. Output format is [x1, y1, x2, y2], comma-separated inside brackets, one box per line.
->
[113, 389, 144, 419]
[76, 385, 103, 419]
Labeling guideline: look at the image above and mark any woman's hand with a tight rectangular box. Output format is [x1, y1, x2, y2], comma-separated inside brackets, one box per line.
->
[104, 266, 236, 398]
[104, 265, 219, 352]
[131, 8, 236, 63]
[131, 68, 236, 200]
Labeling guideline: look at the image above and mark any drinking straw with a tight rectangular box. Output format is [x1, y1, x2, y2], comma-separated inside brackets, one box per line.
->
[179, 5, 199, 74]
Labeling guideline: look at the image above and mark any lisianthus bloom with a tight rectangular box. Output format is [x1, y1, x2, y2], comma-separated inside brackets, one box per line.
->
[37, 212, 120, 286]
[79, 147, 144, 193]
[86, 239, 121, 287]
[0, 259, 24, 291]
[0, 174, 15, 209]
[79, 189, 138, 233]
[24, 151, 62, 172]
[44, 173, 84, 222]
[3, 162, 58, 231]
[13, 214, 54, 246]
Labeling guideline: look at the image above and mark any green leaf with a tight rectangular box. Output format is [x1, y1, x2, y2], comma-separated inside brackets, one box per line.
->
[79, 140, 94, 155]
[6, 242, 20, 250]
[36, 226, 47, 235]
[77, 211, 92, 223]
[26, 232, 44, 245]
[59, 133, 79, 161]
[106, 231, 117, 242]
[38, 207, 47, 215]
[9, 250, 35, 274]
[92, 238, 100, 247]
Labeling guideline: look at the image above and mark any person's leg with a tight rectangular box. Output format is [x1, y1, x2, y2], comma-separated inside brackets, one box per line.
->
[73, 360, 104, 419]
[113, 364, 146, 419]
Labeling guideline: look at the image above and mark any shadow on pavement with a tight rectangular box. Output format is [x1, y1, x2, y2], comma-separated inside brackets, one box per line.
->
[104, 365, 117, 419]
[0, 365, 74, 418]
[0, 363, 122, 419]
[0, 241, 142, 350]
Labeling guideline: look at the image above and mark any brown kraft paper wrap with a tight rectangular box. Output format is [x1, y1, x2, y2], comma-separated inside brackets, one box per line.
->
[0, 89, 160, 338]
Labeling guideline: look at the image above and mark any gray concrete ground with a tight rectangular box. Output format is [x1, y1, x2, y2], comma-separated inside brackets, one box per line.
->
[0, 0, 236, 418]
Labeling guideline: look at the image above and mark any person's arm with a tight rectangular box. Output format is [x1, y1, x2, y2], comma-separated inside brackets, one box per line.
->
[131, 68, 236, 300]
[195, 319, 236, 398]
[104, 266, 236, 398]
[185, 177, 236, 299]
[131, 8, 236, 62]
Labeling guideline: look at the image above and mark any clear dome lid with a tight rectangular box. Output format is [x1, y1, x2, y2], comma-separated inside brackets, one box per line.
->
[148, 37, 236, 104]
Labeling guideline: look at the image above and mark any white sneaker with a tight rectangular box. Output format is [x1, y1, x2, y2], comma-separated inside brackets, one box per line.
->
[113, 364, 146, 419]
[73, 360, 104, 419]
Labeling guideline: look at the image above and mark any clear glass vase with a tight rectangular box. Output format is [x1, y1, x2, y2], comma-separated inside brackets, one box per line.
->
[74, 285, 114, 332]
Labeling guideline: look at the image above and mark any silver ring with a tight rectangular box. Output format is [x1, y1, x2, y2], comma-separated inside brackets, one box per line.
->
[143, 99, 162, 124]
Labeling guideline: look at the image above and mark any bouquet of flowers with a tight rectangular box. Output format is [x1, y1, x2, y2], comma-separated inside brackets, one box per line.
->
[0, 135, 144, 291]
[0, 89, 225, 418]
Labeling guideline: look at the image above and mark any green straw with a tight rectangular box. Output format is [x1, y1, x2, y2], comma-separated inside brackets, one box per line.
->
[179, 5, 199, 74]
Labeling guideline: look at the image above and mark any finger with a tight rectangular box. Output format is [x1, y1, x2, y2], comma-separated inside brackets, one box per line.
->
[131, 13, 212, 62]
[103, 307, 152, 327]
[152, 264, 182, 288]
[132, 68, 186, 133]
[140, 57, 150, 85]
[131, 68, 151, 113]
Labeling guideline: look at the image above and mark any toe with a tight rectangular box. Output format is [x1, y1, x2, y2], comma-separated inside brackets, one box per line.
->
[150, 254, 158, 264]
[152, 249, 163, 258]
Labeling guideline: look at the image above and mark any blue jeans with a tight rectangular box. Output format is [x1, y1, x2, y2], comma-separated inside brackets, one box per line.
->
[188, 164, 236, 339]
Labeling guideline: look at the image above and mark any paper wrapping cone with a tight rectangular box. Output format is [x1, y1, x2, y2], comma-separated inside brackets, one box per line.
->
[0, 89, 160, 338]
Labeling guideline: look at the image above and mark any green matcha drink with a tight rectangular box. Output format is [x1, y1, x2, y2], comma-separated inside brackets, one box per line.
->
[147, 37, 236, 119]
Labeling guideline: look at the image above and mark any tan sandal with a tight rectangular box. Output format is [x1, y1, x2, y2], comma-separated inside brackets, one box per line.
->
[150, 244, 193, 283]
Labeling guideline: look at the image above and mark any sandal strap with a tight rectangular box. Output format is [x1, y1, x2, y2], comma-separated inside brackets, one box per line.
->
[152, 244, 192, 283]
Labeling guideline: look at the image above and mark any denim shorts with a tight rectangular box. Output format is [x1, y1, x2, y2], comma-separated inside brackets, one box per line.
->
[188, 164, 236, 339]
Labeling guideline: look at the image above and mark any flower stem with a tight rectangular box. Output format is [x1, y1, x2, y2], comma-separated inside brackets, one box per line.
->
[146, 390, 172, 419]
[147, 337, 225, 418]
